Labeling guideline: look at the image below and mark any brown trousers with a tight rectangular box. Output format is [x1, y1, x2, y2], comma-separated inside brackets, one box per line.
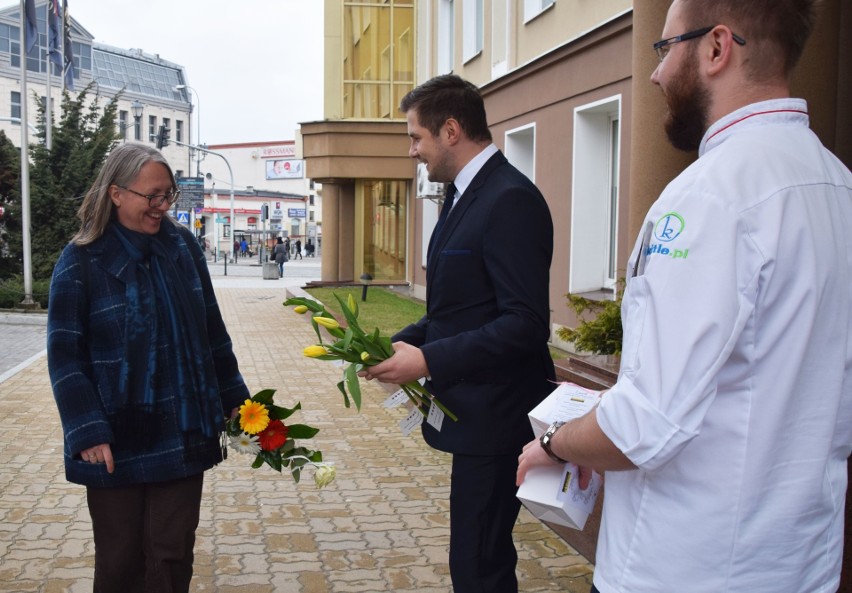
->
[86, 473, 204, 593]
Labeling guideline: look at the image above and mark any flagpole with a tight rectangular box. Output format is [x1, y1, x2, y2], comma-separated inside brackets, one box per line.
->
[19, 0, 35, 307]
[45, 1, 52, 150]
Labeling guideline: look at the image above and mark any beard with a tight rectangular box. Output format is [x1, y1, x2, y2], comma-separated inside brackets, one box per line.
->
[662, 50, 711, 152]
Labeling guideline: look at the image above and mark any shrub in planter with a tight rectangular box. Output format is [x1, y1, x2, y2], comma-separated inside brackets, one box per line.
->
[556, 285, 623, 356]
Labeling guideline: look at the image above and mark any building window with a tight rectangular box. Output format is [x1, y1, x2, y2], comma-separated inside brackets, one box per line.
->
[570, 96, 622, 294]
[360, 179, 408, 281]
[505, 124, 536, 183]
[491, 0, 510, 77]
[309, 211, 315, 222]
[10, 91, 21, 121]
[175, 120, 183, 143]
[524, 0, 556, 23]
[462, 0, 483, 63]
[119, 110, 128, 140]
[148, 115, 157, 143]
[309, 195, 315, 206]
[0, 23, 19, 66]
[175, 170, 183, 178]
[342, 0, 415, 119]
[438, 0, 454, 74]
[3, 12, 89, 79]
[134, 113, 141, 141]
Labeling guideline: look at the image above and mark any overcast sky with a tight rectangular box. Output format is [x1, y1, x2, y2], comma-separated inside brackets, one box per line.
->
[50, 0, 325, 145]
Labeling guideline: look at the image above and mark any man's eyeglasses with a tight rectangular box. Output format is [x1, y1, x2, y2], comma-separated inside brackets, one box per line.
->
[653, 26, 746, 62]
[117, 185, 181, 208]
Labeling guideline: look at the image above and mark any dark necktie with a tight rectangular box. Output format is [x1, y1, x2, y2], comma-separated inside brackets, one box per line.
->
[432, 182, 457, 244]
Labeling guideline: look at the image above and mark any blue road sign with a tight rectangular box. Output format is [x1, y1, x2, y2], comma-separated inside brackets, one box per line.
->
[176, 211, 190, 224]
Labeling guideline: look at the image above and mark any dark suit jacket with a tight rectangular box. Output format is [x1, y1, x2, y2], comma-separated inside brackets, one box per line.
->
[395, 151, 556, 455]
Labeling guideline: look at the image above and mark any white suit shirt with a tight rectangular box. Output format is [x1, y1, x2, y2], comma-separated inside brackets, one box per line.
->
[594, 99, 852, 593]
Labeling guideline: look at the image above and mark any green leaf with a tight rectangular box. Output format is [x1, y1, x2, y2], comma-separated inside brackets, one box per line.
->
[333, 292, 359, 326]
[286, 423, 320, 439]
[342, 327, 354, 351]
[269, 401, 301, 421]
[344, 362, 362, 411]
[283, 297, 325, 313]
[358, 338, 388, 361]
[336, 379, 351, 408]
[252, 389, 276, 405]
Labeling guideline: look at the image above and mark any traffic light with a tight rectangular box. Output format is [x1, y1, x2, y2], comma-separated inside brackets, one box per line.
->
[156, 124, 170, 149]
[261, 203, 269, 221]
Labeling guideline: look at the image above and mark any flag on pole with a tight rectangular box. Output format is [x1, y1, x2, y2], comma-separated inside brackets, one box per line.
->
[48, 0, 62, 71]
[24, 0, 37, 53]
[62, 0, 73, 90]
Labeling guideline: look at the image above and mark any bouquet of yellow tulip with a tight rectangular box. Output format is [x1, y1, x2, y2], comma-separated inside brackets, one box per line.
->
[284, 294, 458, 422]
[225, 389, 335, 487]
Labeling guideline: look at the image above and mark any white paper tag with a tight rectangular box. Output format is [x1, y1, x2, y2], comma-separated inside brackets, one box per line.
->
[399, 407, 423, 436]
[383, 388, 409, 408]
[426, 400, 444, 431]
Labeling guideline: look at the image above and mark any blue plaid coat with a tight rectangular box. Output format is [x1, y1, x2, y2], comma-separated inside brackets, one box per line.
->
[47, 221, 250, 487]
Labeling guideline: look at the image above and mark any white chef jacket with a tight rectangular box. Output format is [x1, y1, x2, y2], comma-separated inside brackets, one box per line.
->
[594, 99, 852, 593]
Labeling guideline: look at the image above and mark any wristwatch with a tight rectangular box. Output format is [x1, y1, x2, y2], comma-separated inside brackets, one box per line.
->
[540, 421, 568, 463]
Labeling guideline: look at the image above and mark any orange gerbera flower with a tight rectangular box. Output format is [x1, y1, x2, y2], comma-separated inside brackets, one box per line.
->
[258, 419, 289, 451]
[239, 399, 270, 434]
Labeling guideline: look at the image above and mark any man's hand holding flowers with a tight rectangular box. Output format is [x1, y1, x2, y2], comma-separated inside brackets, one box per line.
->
[359, 341, 429, 385]
[285, 295, 457, 422]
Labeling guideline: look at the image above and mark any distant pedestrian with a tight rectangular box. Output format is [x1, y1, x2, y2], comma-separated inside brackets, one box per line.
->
[306, 238, 314, 257]
[233, 239, 239, 259]
[240, 238, 248, 258]
[295, 239, 303, 259]
[273, 237, 288, 277]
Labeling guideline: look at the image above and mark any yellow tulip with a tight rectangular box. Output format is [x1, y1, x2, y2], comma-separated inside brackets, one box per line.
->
[313, 316, 340, 330]
[347, 294, 358, 313]
[304, 345, 330, 358]
[360, 351, 370, 362]
[293, 305, 308, 314]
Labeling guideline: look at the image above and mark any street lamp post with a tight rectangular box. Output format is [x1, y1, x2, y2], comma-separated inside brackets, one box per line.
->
[174, 84, 201, 177]
[170, 139, 236, 270]
[116, 100, 144, 140]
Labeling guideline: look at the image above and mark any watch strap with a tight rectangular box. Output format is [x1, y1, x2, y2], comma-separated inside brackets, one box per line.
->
[540, 421, 567, 463]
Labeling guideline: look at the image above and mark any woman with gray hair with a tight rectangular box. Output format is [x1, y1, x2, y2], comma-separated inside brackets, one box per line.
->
[47, 143, 250, 592]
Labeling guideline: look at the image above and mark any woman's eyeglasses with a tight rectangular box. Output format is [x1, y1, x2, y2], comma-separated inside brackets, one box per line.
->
[117, 185, 181, 208]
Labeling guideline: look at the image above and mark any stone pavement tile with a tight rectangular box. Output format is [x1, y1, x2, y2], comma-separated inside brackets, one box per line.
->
[0, 286, 594, 592]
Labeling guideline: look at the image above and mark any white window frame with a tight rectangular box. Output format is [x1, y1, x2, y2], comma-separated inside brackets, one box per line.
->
[569, 95, 622, 295]
[524, 0, 555, 24]
[504, 123, 536, 183]
[438, 0, 455, 74]
[491, 0, 511, 78]
[462, 0, 483, 63]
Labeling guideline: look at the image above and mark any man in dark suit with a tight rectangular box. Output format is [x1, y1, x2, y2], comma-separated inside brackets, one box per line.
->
[364, 74, 555, 593]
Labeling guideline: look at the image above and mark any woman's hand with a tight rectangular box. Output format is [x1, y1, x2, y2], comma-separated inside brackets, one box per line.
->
[81, 443, 115, 474]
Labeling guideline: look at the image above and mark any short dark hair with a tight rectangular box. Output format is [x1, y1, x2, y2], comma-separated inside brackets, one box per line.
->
[399, 74, 492, 143]
[679, 0, 819, 78]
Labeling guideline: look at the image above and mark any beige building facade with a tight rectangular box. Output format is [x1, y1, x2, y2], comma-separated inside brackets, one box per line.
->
[302, 0, 851, 346]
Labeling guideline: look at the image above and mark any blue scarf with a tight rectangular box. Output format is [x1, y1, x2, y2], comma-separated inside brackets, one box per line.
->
[112, 223, 224, 444]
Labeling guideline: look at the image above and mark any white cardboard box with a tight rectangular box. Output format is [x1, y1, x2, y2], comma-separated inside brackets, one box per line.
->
[527, 382, 601, 437]
[517, 382, 602, 530]
[517, 462, 602, 530]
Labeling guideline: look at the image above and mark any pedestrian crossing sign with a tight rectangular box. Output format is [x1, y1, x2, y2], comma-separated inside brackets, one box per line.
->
[176, 211, 190, 224]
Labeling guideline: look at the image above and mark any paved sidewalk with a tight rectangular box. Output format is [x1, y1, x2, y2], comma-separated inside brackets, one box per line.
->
[0, 259, 594, 593]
